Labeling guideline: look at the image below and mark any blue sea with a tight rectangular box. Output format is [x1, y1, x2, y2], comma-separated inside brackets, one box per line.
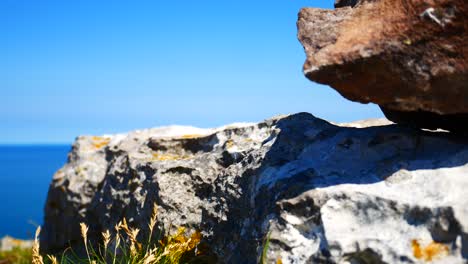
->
[0, 145, 70, 239]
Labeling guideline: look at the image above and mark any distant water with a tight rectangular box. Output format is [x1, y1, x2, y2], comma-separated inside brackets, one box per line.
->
[0, 145, 70, 239]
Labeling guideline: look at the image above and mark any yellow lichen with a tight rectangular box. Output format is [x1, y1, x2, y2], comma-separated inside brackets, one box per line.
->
[226, 140, 235, 149]
[180, 134, 203, 139]
[91, 136, 111, 149]
[412, 239, 449, 262]
[152, 153, 191, 161]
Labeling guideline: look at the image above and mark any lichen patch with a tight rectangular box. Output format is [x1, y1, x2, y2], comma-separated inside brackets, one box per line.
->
[91, 136, 111, 149]
[152, 153, 192, 161]
[412, 239, 449, 262]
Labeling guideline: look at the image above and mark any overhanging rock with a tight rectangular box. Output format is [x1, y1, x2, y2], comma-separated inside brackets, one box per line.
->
[297, 0, 468, 132]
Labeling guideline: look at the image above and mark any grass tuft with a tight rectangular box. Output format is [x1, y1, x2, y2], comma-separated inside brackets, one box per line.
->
[4, 203, 206, 264]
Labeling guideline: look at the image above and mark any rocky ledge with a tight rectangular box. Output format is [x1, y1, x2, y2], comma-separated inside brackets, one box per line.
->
[41, 113, 468, 263]
[297, 0, 468, 132]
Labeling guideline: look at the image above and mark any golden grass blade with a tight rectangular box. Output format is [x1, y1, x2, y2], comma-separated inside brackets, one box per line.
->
[147, 203, 159, 251]
[113, 235, 121, 264]
[79, 223, 89, 241]
[148, 203, 158, 232]
[115, 221, 122, 233]
[32, 226, 44, 264]
[79, 222, 91, 263]
[102, 229, 111, 259]
[142, 253, 156, 264]
[47, 255, 58, 264]
[128, 228, 141, 256]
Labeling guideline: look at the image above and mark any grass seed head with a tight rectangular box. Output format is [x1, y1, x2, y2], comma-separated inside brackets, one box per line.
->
[24, 213, 203, 264]
[80, 223, 89, 241]
[32, 226, 44, 264]
[148, 203, 158, 232]
[102, 229, 111, 253]
[115, 221, 122, 233]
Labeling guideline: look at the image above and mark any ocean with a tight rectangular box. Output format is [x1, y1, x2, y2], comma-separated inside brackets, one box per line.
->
[0, 145, 70, 239]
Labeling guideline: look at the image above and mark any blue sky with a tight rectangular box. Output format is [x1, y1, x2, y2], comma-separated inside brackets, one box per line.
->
[1, 0, 383, 144]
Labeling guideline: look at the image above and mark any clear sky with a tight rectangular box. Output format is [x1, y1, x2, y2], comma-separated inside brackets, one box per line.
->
[1, 0, 383, 144]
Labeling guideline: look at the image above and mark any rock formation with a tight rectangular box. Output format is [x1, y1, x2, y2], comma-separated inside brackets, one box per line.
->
[297, 0, 468, 132]
[41, 113, 468, 263]
[0, 236, 33, 252]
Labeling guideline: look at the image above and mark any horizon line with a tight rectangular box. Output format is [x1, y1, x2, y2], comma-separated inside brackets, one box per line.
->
[0, 143, 72, 146]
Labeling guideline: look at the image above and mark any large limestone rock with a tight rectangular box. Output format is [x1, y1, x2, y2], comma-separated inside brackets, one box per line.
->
[297, 0, 468, 132]
[41, 113, 468, 263]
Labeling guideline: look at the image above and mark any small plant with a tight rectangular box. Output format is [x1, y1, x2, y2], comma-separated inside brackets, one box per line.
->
[259, 232, 282, 264]
[29, 203, 204, 264]
[259, 232, 271, 264]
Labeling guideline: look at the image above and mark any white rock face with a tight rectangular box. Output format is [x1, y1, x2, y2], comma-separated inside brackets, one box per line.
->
[0, 236, 33, 252]
[41, 113, 468, 263]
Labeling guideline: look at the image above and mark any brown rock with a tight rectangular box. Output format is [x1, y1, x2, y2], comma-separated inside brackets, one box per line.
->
[297, 0, 468, 131]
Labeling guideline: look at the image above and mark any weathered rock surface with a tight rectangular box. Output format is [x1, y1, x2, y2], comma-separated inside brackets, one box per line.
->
[297, 0, 468, 132]
[0, 236, 33, 252]
[41, 113, 468, 263]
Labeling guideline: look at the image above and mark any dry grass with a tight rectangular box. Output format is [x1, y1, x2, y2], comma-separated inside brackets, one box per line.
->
[26, 203, 205, 264]
[32, 227, 43, 264]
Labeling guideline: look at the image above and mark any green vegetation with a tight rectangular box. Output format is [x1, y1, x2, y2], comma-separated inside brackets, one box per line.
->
[259, 232, 270, 264]
[260, 233, 282, 264]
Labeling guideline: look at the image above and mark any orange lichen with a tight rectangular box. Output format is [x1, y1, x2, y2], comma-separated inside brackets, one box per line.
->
[91, 136, 111, 149]
[412, 239, 449, 262]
